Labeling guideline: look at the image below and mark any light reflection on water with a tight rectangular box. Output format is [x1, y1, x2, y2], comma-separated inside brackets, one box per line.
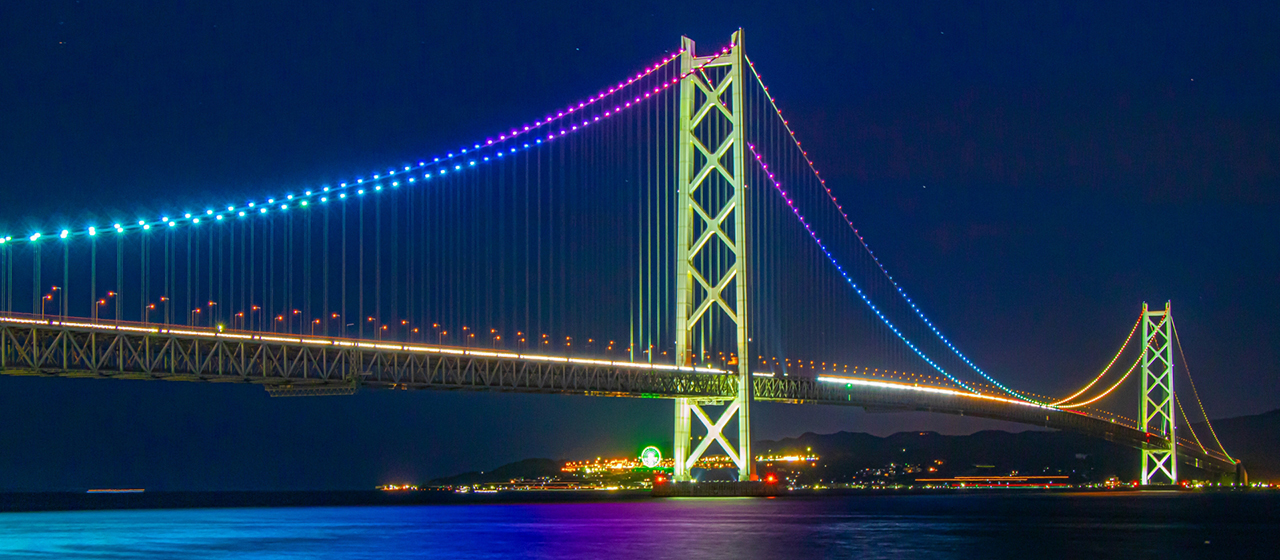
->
[0, 493, 1275, 559]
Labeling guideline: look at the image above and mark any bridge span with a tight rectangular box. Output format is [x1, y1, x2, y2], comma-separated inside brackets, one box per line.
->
[0, 31, 1240, 485]
[0, 314, 1236, 475]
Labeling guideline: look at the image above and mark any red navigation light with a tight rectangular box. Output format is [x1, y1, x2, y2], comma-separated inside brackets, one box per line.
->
[764, 473, 777, 484]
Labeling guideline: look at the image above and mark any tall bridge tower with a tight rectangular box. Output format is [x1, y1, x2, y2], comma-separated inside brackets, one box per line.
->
[1141, 301, 1177, 484]
[672, 30, 754, 483]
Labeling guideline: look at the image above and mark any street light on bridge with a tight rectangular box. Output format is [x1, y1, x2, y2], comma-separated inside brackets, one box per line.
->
[40, 286, 60, 318]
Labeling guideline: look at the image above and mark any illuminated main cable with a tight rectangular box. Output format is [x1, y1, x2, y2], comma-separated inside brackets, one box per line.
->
[1057, 353, 1142, 409]
[10, 45, 740, 242]
[746, 56, 1062, 402]
[1170, 317, 1235, 462]
[1050, 316, 1140, 405]
[1174, 393, 1210, 454]
[748, 143, 988, 397]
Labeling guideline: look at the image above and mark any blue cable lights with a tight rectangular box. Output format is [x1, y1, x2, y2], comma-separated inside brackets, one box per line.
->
[746, 61, 1040, 404]
[4, 46, 738, 243]
[748, 143, 983, 396]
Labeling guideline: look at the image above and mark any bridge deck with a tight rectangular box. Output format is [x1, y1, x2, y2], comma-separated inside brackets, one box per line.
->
[0, 314, 1236, 474]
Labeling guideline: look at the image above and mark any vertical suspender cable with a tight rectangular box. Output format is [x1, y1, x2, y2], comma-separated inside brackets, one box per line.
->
[375, 189, 381, 336]
[324, 196, 330, 335]
[33, 242, 40, 315]
[62, 239, 68, 319]
[342, 194, 347, 337]
[359, 193, 364, 338]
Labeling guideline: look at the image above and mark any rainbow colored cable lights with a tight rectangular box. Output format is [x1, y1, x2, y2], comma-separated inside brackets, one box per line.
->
[3, 45, 737, 244]
[746, 56, 1037, 402]
[748, 142, 989, 397]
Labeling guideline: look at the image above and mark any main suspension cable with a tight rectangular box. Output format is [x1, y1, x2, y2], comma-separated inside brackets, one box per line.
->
[745, 57, 1040, 402]
[1170, 317, 1235, 462]
[1050, 315, 1141, 405]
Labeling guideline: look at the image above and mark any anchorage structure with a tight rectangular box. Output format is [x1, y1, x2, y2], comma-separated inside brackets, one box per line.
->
[673, 30, 754, 482]
[1140, 301, 1177, 484]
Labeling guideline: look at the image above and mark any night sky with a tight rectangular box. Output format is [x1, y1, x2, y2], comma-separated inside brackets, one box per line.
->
[1, 1, 1277, 490]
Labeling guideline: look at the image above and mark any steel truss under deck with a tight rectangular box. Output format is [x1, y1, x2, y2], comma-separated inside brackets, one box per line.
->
[0, 315, 1237, 476]
[0, 319, 735, 399]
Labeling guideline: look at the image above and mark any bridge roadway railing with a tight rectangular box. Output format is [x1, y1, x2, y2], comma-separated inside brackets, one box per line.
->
[0, 313, 1234, 474]
[0, 314, 735, 399]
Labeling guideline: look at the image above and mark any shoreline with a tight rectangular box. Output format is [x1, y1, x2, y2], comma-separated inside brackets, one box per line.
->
[1, 486, 1261, 513]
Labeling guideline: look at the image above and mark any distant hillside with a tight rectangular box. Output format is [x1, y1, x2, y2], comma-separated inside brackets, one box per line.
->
[1190, 408, 1280, 481]
[756, 430, 1140, 482]
[429, 458, 566, 486]
[430, 410, 1279, 486]
[757, 408, 1280, 483]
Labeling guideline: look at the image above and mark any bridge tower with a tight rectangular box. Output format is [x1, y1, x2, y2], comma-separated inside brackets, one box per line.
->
[672, 29, 754, 483]
[1140, 301, 1177, 485]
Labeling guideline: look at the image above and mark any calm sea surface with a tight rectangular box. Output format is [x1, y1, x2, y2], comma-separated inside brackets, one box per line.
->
[0, 492, 1275, 559]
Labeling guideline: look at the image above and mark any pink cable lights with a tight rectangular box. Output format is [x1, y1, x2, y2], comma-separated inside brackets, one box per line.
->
[12, 44, 738, 242]
[747, 141, 987, 397]
[746, 55, 1039, 403]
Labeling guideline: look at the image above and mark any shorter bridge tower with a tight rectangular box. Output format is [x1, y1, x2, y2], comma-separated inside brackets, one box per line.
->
[1140, 301, 1176, 485]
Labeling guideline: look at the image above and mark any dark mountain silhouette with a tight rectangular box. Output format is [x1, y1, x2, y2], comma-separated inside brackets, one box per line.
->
[433, 409, 1278, 485]
[1189, 408, 1280, 481]
[756, 430, 1140, 482]
[429, 458, 565, 486]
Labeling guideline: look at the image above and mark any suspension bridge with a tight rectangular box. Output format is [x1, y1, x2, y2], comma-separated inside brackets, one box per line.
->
[0, 31, 1240, 486]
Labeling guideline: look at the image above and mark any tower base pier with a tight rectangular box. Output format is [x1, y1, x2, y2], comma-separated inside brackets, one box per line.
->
[652, 481, 785, 498]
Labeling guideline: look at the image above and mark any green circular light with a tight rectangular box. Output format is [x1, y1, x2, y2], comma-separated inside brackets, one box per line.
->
[639, 446, 662, 468]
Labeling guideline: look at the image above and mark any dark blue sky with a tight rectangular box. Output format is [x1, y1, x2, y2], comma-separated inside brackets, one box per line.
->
[0, 1, 1276, 490]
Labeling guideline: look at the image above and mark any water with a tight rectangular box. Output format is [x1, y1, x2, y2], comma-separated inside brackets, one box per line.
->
[0, 492, 1275, 559]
